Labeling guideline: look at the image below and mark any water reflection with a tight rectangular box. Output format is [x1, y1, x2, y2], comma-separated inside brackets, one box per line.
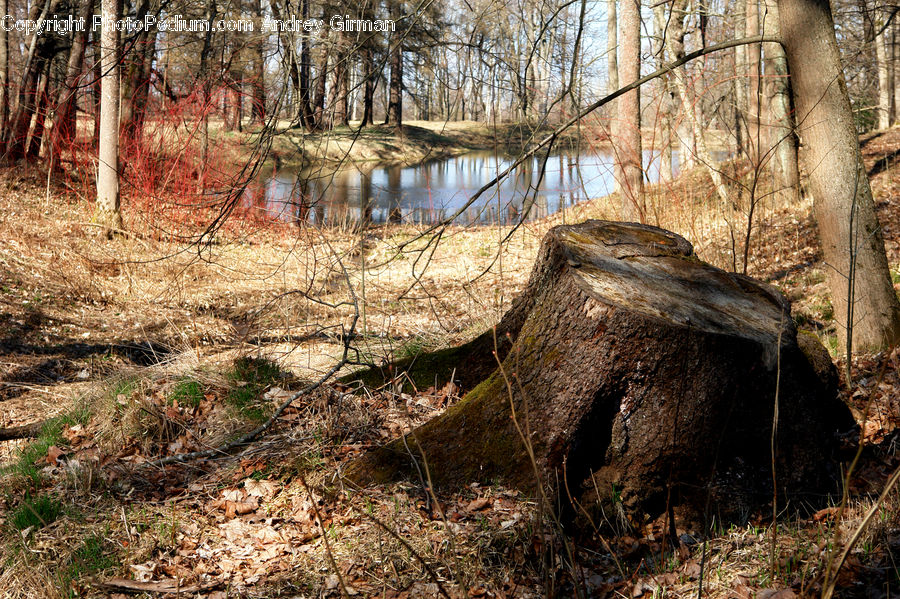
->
[244, 148, 710, 226]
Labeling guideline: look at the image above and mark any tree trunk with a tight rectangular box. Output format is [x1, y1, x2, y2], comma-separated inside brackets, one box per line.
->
[607, 0, 618, 97]
[4, 0, 59, 161]
[50, 0, 93, 164]
[96, 0, 123, 232]
[615, 0, 643, 221]
[346, 221, 851, 523]
[224, 69, 242, 132]
[312, 48, 328, 129]
[131, 27, 157, 142]
[762, 0, 800, 205]
[667, 0, 730, 206]
[119, 0, 150, 146]
[387, 24, 403, 127]
[234, 73, 243, 131]
[746, 0, 761, 164]
[733, 0, 748, 157]
[0, 0, 8, 150]
[299, 0, 313, 127]
[857, 0, 876, 105]
[876, 10, 891, 130]
[197, 0, 216, 165]
[92, 32, 102, 146]
[329, 35, 349, 128]
[249, 0, 265, 125]
[893, 18, 900, 125]
[268, 0, 301, 125]
[26, 63, 50, 159]
[608, 0, 620, 192]
[652, 2, 673, 182]
[360, 47, 375, 127]
[5, 57, 43, 161]
[779, 0, 900, 351]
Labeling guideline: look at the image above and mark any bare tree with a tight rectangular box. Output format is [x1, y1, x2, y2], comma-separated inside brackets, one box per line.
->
[50, 0, 93, 164]
[666, 0, 730, 204]
[0, 0, 8, 150]
[734, 0, 749, 156]
[249, 0, 266, 125]
[197, 0, 217, 165]
[607, 0, 618, 96]
[746, 0, 761, 164]
[616, 0, 643, 220]
[779, 0, 900, 350]
[386, 2, 404, 127]
[762, 0, 800, 204]
[875, 6, 892, 129]
[652, 2, 673, 182]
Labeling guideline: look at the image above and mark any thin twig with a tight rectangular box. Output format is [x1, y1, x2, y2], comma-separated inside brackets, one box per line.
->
[350, 502, 453, 599]
[302, 475, 351, 599]
[822, 462, 900, 599]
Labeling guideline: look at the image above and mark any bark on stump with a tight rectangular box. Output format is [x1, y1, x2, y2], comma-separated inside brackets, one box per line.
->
[346, 221, 852, 523]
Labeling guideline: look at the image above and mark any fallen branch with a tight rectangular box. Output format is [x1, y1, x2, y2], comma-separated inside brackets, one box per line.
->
[92, 577, 223, 594]
[0, 422, 43, 441]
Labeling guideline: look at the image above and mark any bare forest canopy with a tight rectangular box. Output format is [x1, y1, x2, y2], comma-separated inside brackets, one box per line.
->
[0, 0, 896, 176]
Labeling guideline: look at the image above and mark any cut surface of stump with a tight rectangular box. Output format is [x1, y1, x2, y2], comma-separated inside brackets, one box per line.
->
[345, 220, 852, 523]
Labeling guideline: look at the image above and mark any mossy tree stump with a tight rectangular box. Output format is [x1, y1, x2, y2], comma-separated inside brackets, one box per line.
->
[345, 221, 852, 522]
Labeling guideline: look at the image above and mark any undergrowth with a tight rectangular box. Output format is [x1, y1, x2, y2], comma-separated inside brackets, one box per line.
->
[2, 409, 91, 485]
[168, 377, 204, 408]
[8, 492, 63, 531]
[226, 356, 284, 422]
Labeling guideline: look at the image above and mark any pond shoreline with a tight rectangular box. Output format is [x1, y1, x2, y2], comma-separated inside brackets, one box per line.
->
[248, 145, 690, 227]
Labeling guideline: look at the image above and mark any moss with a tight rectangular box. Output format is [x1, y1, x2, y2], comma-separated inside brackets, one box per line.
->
[169, 378, 204, 408]
[797, 329, 839, 386]
[345, 369, 536, 491]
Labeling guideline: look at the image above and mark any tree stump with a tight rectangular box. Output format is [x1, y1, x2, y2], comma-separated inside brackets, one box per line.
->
[345, 220, 853, 523]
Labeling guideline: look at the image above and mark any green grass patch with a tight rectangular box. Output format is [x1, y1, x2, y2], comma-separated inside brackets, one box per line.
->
[109, 377, 137, 401]
[69, 534, 117, 573]
[226, 357, 283, 422]
[58, 534, 118, 594]
[9, 492, 63, 530]
[2, 411, 86, 483]
[169, 378, 204, 408]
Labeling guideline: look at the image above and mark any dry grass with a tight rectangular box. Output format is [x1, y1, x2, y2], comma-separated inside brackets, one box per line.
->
[2, 127, 900, 597]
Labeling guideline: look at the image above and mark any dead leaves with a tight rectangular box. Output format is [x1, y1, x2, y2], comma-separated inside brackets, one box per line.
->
[45, 445, 65, 466]
[465, 497, 492, 512]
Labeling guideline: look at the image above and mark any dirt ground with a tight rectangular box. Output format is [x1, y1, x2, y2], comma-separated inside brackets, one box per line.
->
[0, 125, 899, 598]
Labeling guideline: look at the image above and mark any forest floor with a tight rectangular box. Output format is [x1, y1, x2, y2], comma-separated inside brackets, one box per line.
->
[0, 125, 899, 598]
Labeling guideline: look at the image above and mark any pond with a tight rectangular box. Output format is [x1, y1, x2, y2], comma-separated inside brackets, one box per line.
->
[244, 148, 703, 226]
